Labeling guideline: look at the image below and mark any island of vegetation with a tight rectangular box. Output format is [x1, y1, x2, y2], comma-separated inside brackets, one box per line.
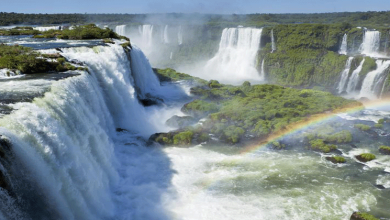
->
[0, 24, 130, 75]
[150, 68, 362, 147]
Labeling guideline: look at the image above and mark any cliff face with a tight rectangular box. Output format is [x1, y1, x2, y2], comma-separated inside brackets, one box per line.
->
[258, 24, 390, 96]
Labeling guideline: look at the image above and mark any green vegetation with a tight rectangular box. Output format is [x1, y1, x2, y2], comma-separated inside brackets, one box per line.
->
[33, 24, 126, 40]
[356, 153, 376, 162]
[351, 212, 379, 220]
[260, 24, 352, 89]
[150, 76, 361, 146]
[0, 44, 82, 74]
[379, 145, 390, 155]
[326, 156, 346, 164]
[354, 124, 371, 131]
[374, 123, 383, 128]
[271, 141, 285, 150]
[0, 26, 41, 36]
[309, 139, 337, 153]
[359, 57, 377, 77]
[153, 68, 207, 84]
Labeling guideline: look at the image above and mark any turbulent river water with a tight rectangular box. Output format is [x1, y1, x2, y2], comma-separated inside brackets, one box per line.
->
[0, 36, 389, 220]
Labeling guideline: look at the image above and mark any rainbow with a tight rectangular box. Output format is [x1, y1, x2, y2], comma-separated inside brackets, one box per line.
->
[240, 98, 390, 155]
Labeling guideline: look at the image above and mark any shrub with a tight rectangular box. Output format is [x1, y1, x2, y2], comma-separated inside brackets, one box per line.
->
[173, 131, 194, 145]
[354, 124, 370, 131]
[356, 153, 376, 162]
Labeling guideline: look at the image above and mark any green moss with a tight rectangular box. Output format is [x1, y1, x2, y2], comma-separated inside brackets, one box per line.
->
[153, 68, 207, 85]
[356, 153, 376, 162]
[309, 139, 337, 153]
[173, 131, 194, 145]
[378, 118, 385, 124]
[379, 145, 390, 155]
[359, 57, 377, 77]
[120, 42, 131, 48]
[374, 123, 383, 128]
[354, 124, 371, 131]
[271, 141, 285, 150]
[182, 99, 219, 118]
[326, 156, 346, 163]
[353, 212, 379, 220]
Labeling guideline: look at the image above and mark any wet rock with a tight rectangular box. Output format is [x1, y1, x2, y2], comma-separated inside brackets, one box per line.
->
[0, 170, 8, 189]
[379, 146, 390, 155]
[350, 144, 358, 148]
[166, 115, 197, 128]
[139, 97, 163, 107]
[355, 153, 376, 162]
[116, 128, 128, 132]
[374, 184, 385, 189]
[326, 156, 346, 164]
[350, 212, 379, 220]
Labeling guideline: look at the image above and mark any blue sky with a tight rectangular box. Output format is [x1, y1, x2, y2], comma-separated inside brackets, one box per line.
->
[2, 0, 390, 14]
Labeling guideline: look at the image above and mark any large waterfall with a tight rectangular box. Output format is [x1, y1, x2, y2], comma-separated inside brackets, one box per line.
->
[139, 25, 154, 47]
[359, 30, 381, 56]
[337, 57, 353, 93]
[178, 26, 183, 45]
[204, 27, 264, 84]
[359, 60, 390, 99]
[0, 44, 185, 219]
[339, 34, 348, 55]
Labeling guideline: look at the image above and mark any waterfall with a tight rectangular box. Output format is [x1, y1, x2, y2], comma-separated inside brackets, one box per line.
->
[359, 60, 390, 99]
[178, 26, 183, 45]
[162, 25, 169, 44]
[170, 52, 173, 60]
[359, 30, 381, 56]
[339, 34, 348, 55]
[115, 25, 126, 36]
[139, 25, 154, 47]
[337, 57, 354, 93]
[271, 29, 276, 53]
[204, 27, 264, 84]
[260, 59, 266, 80]
[0, 43, 178, 219]
[346, 58, 365, 93]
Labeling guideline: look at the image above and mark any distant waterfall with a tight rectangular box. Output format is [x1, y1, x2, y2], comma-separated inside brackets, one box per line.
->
[139, 25, 154, 47]
[359, 30, 381, 56]
[163, 25, 169, 44]
[115, 25, 126, 36]
[260, 59, 266, 80]
[346, 58, 365, 93]
[204, 27, 264, 84]
[339, 34, 348, 55]
[178, 26, 183, 45]
[337, 57, 354, 93]
[359, 60, 390, 99]
[33, 26, 60, 31]
[170, 52, 173, 60]
[271, 29, 276, 53]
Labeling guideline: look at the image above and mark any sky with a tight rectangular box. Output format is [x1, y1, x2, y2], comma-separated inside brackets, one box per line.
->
[1, 0, 390, 14]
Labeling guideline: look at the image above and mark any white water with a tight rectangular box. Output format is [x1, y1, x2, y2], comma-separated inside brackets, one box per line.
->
[204, 27, 264, 84]
[178, 26, 183, 45]
[0, 69, 21, 79]
[271, 29, 276, 53]
[115, 25, 126, 36]
[339, 34, 348, 55]
[337, 57, 354, 93]
[359, 60, 390, 99]
[260, 59, 265, 80]
[163, 25, 170, 44]
[33, 26, 61, 31]
[139, 25, 154, 47]
[346, 58, 365, 94]
[360, 30, 381, 56]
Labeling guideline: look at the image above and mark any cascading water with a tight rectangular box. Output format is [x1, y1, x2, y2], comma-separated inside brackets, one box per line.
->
[337, 57, 354, 93]
[33, 26, 61, 31]
[359, 30, 381, 56]
[346, 58, 365, 94]
[359, 60, 390, 99]
[339, 34, 348, 55]
[204, 27, 263, 84]
[139, 25, 154, 47]
[163, 25, 170, 44]
[271, 29, 276, 53]
[115, 25, 126, 36]
[178, 26, 183, 45]
[260, 59, 266, 80]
